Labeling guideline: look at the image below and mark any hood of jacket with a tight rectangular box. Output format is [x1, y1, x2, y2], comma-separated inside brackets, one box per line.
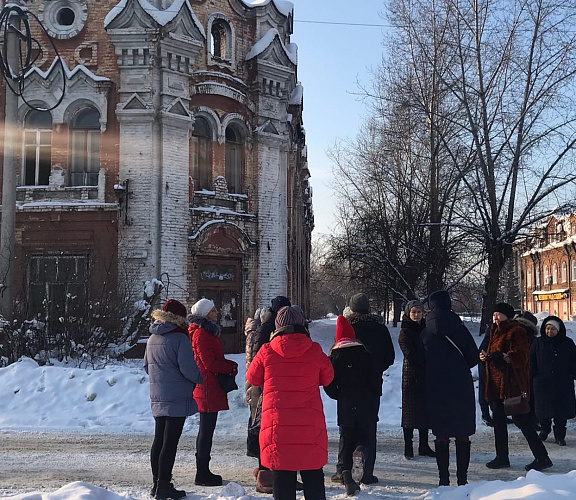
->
[539, 314, 567, 340]
[149, 309, 188, 334]
[188, 315, 221, 337]
[347, 312, 384, 326]
[424, 309, 463, 336]
[245, 317, 259, 336]
[329, 338, 365, 354]
[516, 316, 539, 338]
[270, 332, 313, 359]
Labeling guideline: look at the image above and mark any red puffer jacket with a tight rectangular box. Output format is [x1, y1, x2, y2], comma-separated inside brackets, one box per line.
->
[246, 330, 334, 471]
[189, 317, 238, 413]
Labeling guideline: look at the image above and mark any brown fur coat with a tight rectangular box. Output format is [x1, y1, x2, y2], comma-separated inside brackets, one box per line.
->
[484, 319, 530, 402]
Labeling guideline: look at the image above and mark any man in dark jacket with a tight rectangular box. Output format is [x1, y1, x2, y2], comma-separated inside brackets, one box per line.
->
[332, 293, 394, 485]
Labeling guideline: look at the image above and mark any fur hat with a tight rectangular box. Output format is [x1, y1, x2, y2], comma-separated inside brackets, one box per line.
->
[349, 293, 370, 314]
[190, 298, 216, 318]
[162, 299, 187, 318]
[519, 310, 537, 326]
[494, 302, 515, 319]
[405, 299, 425, 317]
[271, 295, 291, 313]
[428, 290, 452, 311]
[275, 306, 306, 329]
[335, 315, 356, 342]
[545, 318, 561, 331]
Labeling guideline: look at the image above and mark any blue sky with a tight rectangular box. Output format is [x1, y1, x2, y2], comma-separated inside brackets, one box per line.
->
[289, 1, 388, 239]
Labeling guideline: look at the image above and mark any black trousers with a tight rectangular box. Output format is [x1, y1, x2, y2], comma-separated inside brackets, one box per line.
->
[339, 424, 371, 471]
[540, 417, 567, 440]
[273, 469, 325, 500]
[196, 411, 218, 459]
[336, 421, 377, 477]
[490, 400, 548, 460]
[151, 416, 186, 481]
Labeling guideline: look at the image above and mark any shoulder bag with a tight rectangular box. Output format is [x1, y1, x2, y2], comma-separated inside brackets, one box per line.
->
[503, 363, 530, 416]
[217, 373, 238, 393]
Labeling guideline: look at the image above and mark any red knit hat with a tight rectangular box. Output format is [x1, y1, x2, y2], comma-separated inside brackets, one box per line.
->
[162, 299, 187, 318]
[335, 315, 356, 342]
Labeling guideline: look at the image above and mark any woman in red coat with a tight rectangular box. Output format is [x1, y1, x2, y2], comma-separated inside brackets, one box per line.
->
[189, 298, 238, 487]
[247, 306, 334, 500]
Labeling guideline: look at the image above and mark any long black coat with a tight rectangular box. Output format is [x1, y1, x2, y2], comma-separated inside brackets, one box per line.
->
[531, 315, 576, 420]
[324, 340, 381, 427]
[421, 310, 478, 438]
[347, 312, 395, 394]
[398, 315, 428, 429]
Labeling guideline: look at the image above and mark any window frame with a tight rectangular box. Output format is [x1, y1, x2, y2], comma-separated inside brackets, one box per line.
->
[22, 111, 53, 186]
[225, 125, 243, 194]
[70, 108, 101, 187]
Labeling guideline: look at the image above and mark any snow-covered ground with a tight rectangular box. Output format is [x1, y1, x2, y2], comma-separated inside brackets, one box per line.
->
[0, 314, 575, 499]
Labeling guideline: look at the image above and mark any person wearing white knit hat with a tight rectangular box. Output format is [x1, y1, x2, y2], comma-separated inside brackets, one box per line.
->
[190, 298, 216, 319]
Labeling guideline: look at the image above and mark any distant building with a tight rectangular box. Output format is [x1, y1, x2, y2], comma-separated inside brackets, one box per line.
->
[0, 0, 313, 352]
[519, 213, 576, 319]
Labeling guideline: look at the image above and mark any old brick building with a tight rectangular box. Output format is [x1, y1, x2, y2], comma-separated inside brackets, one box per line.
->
[519, 213, 576, 320]
[0, 0, 313, 352]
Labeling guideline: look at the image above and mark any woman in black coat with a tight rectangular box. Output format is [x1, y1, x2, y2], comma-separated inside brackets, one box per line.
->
[531, 315, 576, 446]
[398, 299, 435, 459]
[421, 290, 478, 487]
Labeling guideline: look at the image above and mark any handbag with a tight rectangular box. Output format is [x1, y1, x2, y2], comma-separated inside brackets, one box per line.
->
[503, 363, 530, 416]
[217, 373, 238, 393]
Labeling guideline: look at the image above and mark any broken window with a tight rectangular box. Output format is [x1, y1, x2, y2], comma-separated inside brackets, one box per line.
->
[211, 20, 230, 60]
[70, 108, 101, 186]
[23, 110, 52, 186]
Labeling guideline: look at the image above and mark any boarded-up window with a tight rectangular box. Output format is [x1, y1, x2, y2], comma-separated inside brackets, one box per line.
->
[191, 117, 212, 190]
[225, 126, 242, 194]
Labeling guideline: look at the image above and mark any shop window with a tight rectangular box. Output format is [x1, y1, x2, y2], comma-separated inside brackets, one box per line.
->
[191, 117, 212, 191]
[225, 126, 243, 194]
[23, 110, 52, 186]
[70, 108, 100, 186]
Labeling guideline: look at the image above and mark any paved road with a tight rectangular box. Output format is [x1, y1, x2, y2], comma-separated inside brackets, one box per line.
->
[0, 428, 575, 498]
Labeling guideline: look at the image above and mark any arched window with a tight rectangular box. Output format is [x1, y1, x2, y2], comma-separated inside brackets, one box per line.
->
[544, 265, 549, 284]
[527, 268, 532, 288]
[536, 267, 541, 287]
[211, 20, 230, 60]
[225, 126, 243, 194]
[562, 262, 568, 283]
[191, 117, 212, 191]
[70, 108, 100, 186]
[552, 263, 558, 284]
[23, 110, 52, 185]
[572, 260, 576, 281]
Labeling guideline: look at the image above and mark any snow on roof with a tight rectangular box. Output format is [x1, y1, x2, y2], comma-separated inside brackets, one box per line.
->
[104, 0, 205, 36]
[241, 0, 293, 17]
[289, 82, 303, 105]
[245, 28, 297, 65]
[25, 57, 110, 82]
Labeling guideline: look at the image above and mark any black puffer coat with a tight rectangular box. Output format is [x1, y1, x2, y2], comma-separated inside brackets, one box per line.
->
[421, 310, 478, 438]
[531, 315, 576, 420]
[324, 339, 381, 427]
[398, 315, 428, 429]
[347, 312, 395, 393]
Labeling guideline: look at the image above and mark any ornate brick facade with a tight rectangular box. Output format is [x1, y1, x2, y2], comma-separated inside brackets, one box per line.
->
[0, 0, 313, 352]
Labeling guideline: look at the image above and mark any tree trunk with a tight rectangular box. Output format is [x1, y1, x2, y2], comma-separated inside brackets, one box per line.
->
[480, 242, 505, 334]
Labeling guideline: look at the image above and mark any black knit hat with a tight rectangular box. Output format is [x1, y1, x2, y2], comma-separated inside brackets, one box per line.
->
[428, 290, 452, 311]
[519, 310, 537, 326]
[271, 296, 291, 313]
[349, 293, 370, 313]
[494, 302, 515, 319]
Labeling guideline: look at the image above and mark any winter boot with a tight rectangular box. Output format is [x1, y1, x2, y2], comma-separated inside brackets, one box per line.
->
[435, 439, 450, 486]
[342, 470, 360, 496]
[403, 428, 414, 459]
[154, 480, 186, 500]
[553, 424, 567, 446]
[455, 440, 471, 486]
[256, 469, 274, 494]
[418, 429, 436, 457]
[195, 455, 222, 487]
[351, 445, 366, 482]
[331, 471, 343, 483]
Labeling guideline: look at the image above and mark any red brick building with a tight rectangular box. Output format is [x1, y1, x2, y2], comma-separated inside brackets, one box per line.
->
[0, 0, 313, 352]
[520, 213, 576, 319]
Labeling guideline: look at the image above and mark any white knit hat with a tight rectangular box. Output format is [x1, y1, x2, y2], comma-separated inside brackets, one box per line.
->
[545, 319, 561, 331]
[190, 298, 216, 318]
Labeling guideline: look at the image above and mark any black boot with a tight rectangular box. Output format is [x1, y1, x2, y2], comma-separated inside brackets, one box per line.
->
[403, 428, 414, 459]
[418, 429, 436, 457]
[342, 470, 360, 496]
[195, 455, 222, 486]
[155, 480, 186, 500]
[455, 440, 471, 486]
[435, 439, 450, 486]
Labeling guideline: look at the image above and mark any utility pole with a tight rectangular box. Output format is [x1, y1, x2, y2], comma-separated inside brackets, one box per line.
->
[0, 5, 22, 321]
